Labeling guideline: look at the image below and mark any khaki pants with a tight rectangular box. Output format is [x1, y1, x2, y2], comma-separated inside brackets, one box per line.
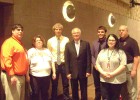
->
[1, 72, 25, 100]
[126, 63, 137, 100]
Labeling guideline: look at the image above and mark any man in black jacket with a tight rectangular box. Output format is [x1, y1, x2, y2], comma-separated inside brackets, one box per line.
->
[65, 27, 91, 100]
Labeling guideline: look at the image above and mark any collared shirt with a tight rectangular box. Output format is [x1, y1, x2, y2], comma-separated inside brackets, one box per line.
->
[47, 35, 69, 62]
[74, 40, 80, 56]
[91, 38, 106, 66]
[119, 36, 140, 64]
[1, 36, 29, 76]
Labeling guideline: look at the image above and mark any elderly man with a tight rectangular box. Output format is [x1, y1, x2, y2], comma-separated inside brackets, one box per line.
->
[65, 28, 91, 100]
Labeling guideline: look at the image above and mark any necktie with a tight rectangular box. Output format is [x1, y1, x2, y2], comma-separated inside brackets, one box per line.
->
[57, 38, 61, 65]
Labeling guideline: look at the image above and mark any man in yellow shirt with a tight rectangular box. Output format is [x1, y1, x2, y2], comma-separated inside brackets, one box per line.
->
[1, 24, 29, 100]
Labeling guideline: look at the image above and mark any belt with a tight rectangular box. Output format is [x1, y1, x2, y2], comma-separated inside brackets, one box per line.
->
[127, 62, 133, 64]
[1, 70, 6, 73]
[127, 61, 133, 64]
[126, 71, 131, 74]
[55, 62, 65, 66]
[1, 70, 25, 76]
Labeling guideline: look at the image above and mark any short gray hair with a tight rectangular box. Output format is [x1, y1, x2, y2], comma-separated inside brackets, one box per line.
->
[71, 27, 81, 34]
[119, 25, 128, 31]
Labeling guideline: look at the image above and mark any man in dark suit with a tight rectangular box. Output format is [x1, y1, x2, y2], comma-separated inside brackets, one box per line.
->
[65, 27, 91, 100]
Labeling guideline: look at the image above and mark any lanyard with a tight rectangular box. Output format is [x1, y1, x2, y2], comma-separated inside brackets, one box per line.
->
[107, 49, 114, 68]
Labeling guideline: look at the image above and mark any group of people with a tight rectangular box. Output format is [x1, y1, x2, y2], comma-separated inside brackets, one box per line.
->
[92, 25, 140, 100]
[0, 23, 139, 100]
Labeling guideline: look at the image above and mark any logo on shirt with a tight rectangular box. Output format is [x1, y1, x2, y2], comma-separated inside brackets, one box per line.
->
[123, 42, 127, 46]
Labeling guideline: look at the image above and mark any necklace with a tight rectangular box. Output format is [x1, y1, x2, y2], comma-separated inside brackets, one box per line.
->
[107, 49, 114, 68]
[35, 48, 45, 61]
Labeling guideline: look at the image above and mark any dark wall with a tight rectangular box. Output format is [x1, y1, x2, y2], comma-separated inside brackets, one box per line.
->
[12, 0, 127, 49]
[0, 3, 13, 49]
[0, 0, 138, 98]
[0, 5, 4, 37]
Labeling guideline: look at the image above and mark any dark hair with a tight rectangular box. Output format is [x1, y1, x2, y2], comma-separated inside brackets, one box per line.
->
[97, 26, 107, 33]
[32, 35, 46, 47]
[106, 34, 119, 50]
[12, 24, 23, 31]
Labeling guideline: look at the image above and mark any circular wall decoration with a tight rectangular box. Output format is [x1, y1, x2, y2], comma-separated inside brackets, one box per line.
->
[108, 13, 115, 27]
[62, 1, 75, 22]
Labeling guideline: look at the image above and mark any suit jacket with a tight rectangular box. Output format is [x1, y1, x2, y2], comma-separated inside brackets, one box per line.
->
[65, 40, 91, 79]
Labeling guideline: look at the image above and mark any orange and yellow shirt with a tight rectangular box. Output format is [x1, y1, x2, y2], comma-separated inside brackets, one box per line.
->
[1, 36, 29, 76]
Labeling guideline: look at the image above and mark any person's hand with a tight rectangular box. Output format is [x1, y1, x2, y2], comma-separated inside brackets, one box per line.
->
[131, 70, 136, 78]
[102, 72, 110, 78]
[10, 75, 17, 85]
[137, 90, 140, 100]
[109, 72, 115, 78]
[86, 73, 91, 77]
[52, 73, 56, 80]
[67, 74, 71, 80]
[26, 75, 30, 82]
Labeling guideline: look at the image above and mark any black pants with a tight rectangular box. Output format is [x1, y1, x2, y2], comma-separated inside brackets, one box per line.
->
[71, 77, 87, 100]
[93, 67, 101, 100]
[120, 82, 129, 100]
[51, 63, 70, 100]
[101, 82, 123, 100]
[30, 75, 50, 100]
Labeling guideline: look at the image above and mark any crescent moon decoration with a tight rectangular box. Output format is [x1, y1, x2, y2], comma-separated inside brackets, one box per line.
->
[108, 13, 115, 27]
[62, 1, 75, 22]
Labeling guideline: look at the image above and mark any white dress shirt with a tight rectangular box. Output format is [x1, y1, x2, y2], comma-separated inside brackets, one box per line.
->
[75, 40, 80, 56]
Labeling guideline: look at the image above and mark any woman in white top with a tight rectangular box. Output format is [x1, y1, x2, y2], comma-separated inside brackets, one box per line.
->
[96, 34, 127, 100]
[28, 35, 56, 100]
